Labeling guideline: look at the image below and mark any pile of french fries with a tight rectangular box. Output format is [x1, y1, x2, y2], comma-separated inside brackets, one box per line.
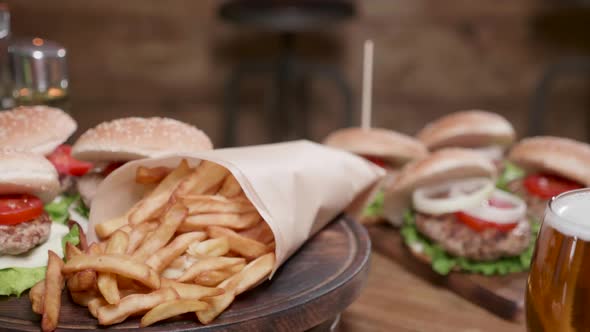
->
[30, 160, 276, 331]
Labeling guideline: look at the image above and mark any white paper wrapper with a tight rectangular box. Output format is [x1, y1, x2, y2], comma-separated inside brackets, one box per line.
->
[88, 140, 384, 272]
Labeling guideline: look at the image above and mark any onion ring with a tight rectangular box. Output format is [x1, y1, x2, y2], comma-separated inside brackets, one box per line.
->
[412, 178, 494, 215]
[461, 189, 526, 224]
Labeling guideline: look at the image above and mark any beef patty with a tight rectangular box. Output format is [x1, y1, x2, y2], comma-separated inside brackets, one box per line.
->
[0, 213, 51, 255]
[415, 213, 531, 261]
[507, 179, 546, 222]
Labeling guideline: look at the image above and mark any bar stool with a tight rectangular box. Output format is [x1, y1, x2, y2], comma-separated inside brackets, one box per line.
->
[219, 0, 356, 146]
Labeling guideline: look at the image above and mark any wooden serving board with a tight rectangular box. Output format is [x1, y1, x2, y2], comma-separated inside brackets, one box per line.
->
[0, 216, 370, 332]
[367, 223, 527, 323]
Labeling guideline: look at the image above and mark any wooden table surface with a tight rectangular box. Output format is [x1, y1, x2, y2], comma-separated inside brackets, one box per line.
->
[340, 252, 526, 332]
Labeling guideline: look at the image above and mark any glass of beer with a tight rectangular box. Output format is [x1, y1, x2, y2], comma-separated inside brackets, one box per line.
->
[526, 188, 590, 331]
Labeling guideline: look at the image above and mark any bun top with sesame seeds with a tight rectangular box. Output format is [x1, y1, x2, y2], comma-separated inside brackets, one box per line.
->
[0, 106, 77, 155]
[71, 117, 213, 161]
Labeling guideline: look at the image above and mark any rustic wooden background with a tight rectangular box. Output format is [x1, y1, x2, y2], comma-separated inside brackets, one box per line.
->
[6, 0, 590, 147]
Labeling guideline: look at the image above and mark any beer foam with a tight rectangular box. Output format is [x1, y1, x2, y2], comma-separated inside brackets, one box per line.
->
[546, 190, 590, 241]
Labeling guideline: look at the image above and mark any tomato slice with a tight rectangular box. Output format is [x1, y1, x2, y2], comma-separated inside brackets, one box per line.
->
[102, 162, 126, 176]
[455, 211, 517, 233]
[47, 145, 93, 177]
[0, 194, 44, 225]
[363, 155, 386, 168]
[523, 173, 583, 199]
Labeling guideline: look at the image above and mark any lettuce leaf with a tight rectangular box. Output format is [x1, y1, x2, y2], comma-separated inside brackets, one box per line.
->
[0, 266, 46, 296]
[400, 210, 540, 275]
[44, 194, 78, 224]
[62, 224, 80, 252]
[74, 201, 90, 219]
[362, 190, 384, 217]
[496, 161, 525, 191]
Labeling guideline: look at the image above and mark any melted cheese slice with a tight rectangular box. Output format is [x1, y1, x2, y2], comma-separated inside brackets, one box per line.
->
[0, 223, 69, 269]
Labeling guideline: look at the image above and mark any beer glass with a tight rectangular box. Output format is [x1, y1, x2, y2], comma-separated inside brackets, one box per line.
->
[526, 188, 590, 332]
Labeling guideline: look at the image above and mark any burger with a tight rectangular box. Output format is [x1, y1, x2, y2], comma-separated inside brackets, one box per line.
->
[0, 106, 91, 227]
[383, 149, 535, 275]
[71, 117, 213, 205]
[0, 106, 89, 191]
[416, 110, 516, 162]
[503, 136, 590, 224]
[0, 150, 80, 295]
[322, 127, 428, 224]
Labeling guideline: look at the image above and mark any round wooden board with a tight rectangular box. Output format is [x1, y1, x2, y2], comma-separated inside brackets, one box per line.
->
[0, 215, 370, 332]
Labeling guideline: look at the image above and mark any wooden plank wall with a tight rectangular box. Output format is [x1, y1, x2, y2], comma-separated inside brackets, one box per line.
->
[6, 0, 590, 146]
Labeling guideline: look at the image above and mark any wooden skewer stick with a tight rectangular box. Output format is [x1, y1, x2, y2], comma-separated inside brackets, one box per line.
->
[361, 40, 374, 130]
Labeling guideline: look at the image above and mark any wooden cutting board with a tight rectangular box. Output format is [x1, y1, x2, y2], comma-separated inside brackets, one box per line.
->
[0, 216, 370, 332]
[367, 223, 527, 323]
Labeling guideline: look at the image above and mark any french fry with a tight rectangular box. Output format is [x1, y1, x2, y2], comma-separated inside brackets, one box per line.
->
[239, 221, 275, 244]
[196, 270, 244, 325]
[95, 213, 129, 240]
[29, 280, 45, 314]
[193, 263, 245, 287]
[179, 212, 260, 232]
[177, 257, 245, 283]
[88, 297, 108, 318]
[118, 224, 133, 234]
[196, 253, 274, 324]
[187, 237, 230, 257]
[63, 254, 160, 289]
[70, 290, 100, 307]
[233, 253, 275, 295]
[65, 241, 82, 261]
[146, 231, 206, 273]
[207, 226, 270, 260]
[97, 230, 129, 304]
[136, 166, 171, 184]
[128, 160, 192, 225]
[217, 174, 242, 198]
[41, 251, 64, 332]
[68, 220, 88, 251]
[160, 278, 224, 299]
[183, 195, 255, 214]
[126, 221, 159, 254]
[97, 288, 179, 325]
[87, 242, 102, 254]
[133, 202, 187, 261]
[67, 269, 96, 292]
[141, 299, 209, 327]
[67, 242, 101, 292]
[193, 270, 232, 287]
[174, 161, 229, 197]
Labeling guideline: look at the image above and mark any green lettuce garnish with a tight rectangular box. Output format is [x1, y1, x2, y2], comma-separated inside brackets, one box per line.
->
[44, 194, 78, 224]
[0, 267, 46, 296]
[400, 210, 540, 275]
[496, 161, 525, 191]
[74, 201, 90, 219]
[0, 195, 82, 296]
[62, 224, 80, 252]
[362, 190, 384, 217]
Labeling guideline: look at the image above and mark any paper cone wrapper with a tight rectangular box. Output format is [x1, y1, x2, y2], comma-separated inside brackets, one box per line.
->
[88, 140, 384, 273]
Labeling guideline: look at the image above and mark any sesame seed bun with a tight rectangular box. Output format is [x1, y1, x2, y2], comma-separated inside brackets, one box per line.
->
[322, 127, 428, 166]
[0, 149, 60, 202]
[416, 110, 515, 150]
[72, 117, 213, 161]
[508, 136, 590, 186]
[0, 106, 77, 155]
[382, 148, 497, 226]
